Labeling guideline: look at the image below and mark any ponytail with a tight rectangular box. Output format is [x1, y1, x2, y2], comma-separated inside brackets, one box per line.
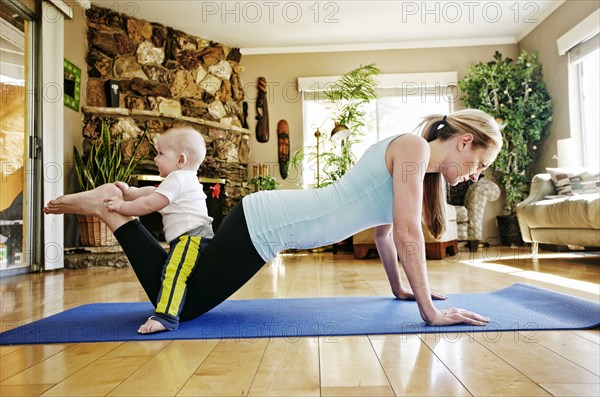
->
[417, 114, 448, 239]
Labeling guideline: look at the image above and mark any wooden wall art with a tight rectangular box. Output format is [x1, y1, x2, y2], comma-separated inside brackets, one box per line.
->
[277, 120, 290, 179]
[255, 77, 269, 142]
[242, 101, 249, 129]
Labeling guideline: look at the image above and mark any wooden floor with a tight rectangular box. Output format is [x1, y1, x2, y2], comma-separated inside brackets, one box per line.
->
[1, 246, 599, 396]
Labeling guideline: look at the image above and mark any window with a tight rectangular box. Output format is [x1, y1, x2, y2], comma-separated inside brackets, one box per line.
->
[558, 10, 600, 171]
[570, 35, 599, 171]
[300, 76, 454, 187]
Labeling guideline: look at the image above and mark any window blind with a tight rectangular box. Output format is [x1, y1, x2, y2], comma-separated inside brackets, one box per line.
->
[569, 33, 600, 64]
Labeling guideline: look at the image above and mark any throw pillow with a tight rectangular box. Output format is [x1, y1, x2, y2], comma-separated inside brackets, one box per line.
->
[573, 173, 600, 194]
[546, 167, 600, 195]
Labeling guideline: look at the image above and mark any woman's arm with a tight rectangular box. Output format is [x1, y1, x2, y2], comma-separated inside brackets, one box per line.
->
[387, 136, 488, 326]
[374, 224, 446, 300]
[373, 225, 403, 297]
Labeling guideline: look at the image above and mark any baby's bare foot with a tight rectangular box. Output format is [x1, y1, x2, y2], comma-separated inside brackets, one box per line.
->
[44, 184, 122, 216]
[137, 317, 168, 334]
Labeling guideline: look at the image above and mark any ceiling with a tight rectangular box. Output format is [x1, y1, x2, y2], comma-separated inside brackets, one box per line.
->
[94, 1, 564, 54]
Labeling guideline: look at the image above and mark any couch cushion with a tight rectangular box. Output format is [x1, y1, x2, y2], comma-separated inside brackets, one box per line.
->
[520, 193, 600, 229]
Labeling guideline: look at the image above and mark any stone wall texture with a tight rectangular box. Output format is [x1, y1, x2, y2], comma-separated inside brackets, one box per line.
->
[85, 5, 245, 123]
[82, 5, 249, 217]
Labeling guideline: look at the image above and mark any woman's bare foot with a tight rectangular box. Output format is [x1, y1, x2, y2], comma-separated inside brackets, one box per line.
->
[44, 183, 122, 216]
[138, 317, 168, 334]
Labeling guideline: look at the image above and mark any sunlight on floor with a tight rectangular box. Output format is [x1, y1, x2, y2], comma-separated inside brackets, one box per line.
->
[512, 270, 600, 295]
[459, 252, 600, 295]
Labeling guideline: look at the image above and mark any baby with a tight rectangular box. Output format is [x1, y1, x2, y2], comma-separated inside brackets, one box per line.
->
[105, 126, 213, 334]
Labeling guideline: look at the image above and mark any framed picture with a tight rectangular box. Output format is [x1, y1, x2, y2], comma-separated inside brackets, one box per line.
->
[63, 59, 81, 111]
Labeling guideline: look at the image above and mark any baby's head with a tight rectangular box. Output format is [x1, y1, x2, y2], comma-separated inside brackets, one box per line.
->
[156, 126, 206, 172]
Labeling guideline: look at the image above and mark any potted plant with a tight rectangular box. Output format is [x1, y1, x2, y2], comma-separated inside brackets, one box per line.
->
[289, 63, 381, 187]
[74, 119, 147, 246]
[250, 175, 278, 191]
[459, 50, 553, 245]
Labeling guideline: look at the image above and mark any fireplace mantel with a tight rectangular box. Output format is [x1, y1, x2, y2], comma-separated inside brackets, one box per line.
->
[82, 106, 249, 136]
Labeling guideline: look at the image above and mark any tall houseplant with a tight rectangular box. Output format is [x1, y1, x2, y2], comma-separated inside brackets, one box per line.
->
[459, 50, 553, 244]
[290, 64, 381, 187]
[74, 120, 147, 246]
[74, 120, 146, 191]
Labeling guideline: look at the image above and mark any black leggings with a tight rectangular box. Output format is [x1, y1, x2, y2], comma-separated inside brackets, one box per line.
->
[114, 203, 265, 321]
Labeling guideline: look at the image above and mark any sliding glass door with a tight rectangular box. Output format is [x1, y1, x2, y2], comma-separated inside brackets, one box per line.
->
[0, 0, 38, 273]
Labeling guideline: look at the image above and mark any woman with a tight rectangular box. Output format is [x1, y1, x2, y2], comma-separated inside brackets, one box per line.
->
[45, 109, 501, 327]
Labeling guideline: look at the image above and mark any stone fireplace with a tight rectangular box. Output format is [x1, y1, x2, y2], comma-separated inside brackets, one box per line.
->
[82, 5, 249, 216]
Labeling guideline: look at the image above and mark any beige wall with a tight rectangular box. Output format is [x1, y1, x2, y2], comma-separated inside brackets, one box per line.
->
[63, 7, 88, 246]
[242, 44, 518, 242]
[63, 6, 87, 187]
[519, 0, 600, 173]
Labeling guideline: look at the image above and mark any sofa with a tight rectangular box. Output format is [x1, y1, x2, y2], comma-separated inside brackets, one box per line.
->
[516, 170, 600, 255]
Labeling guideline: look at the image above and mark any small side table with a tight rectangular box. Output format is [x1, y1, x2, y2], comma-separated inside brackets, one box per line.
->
[425, 240, 458, 260]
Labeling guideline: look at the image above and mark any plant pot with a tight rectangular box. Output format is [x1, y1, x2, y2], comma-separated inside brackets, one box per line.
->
[496, 215, 524, 246]
[76, 214, 118, 246]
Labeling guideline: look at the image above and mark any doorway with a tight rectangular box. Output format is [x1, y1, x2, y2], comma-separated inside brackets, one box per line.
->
[0, 0, 37, 273]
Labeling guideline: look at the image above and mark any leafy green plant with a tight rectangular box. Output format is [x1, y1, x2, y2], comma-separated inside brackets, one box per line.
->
[289, 63, 381, 187]
[459, 50, 553, 214]
[326, 63, 381, 132]
[250, 175, 278, 191]
[74, 120, 147, 191]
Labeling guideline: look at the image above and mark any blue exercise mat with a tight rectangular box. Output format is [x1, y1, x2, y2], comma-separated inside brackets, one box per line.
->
[1, 283, 598, 345]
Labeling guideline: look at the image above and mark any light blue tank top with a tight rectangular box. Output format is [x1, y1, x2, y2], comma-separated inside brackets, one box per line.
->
[242, 134, 403, 262]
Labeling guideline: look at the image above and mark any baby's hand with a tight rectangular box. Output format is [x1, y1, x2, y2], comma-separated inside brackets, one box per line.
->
[114, 182, 130, 197]
[104, 196, 124, 213]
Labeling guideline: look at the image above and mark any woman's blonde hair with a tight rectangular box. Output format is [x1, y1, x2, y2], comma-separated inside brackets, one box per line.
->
[416, 109, 502, 239]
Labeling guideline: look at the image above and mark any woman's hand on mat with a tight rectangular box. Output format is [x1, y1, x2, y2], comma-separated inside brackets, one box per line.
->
[394, 287, 446, 301]
[425, 307, 490, 326]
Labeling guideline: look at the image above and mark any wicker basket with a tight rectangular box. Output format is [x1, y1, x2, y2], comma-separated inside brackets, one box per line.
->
[76, 214, 118, 246]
